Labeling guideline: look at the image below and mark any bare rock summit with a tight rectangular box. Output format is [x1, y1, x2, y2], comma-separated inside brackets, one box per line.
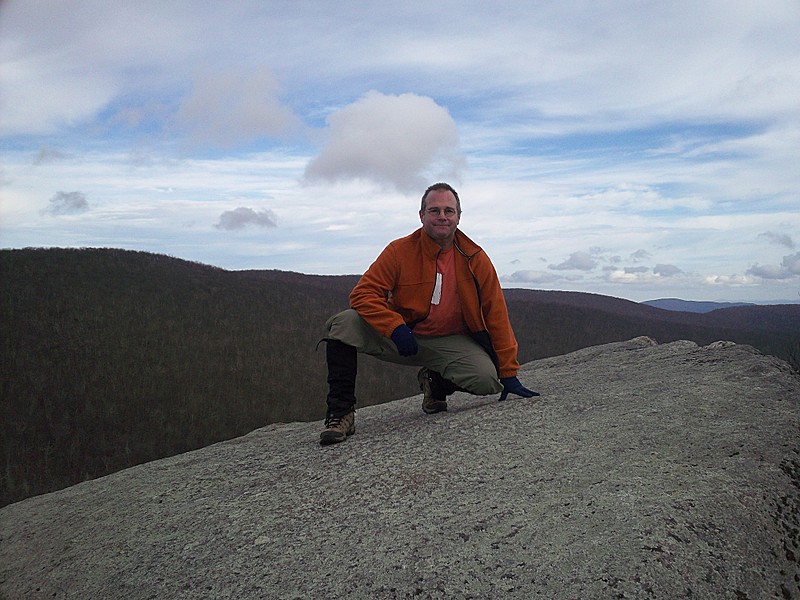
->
[2, 337, 799, 599]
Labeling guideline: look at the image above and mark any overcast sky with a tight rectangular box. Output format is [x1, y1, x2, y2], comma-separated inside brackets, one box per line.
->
[2, 1, 799, 303]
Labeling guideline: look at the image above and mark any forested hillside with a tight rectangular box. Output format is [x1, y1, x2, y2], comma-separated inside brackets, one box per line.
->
[2, 248, 798, 507]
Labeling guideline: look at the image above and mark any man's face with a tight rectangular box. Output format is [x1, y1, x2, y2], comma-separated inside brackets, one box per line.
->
[419, 189, 460, 247]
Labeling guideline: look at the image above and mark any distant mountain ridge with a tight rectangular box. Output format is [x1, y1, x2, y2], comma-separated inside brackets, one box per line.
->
[2, 247, 799, 508]
[642, 298, 756, 313]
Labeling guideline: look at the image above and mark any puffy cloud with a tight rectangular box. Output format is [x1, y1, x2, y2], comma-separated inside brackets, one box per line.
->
[705, 274, 758, 286]
[747, 252, 800, 280]
[606, 269, 654, 283]
[303, 91, 462, 192]
[653, 264, 683, 277]
[502, 270, 559, 284]
[747, 263, 785, 280]
[549, 251, 597, 271]
[629, 249, 652, 262]
[758, 231, 795, 249]
[783, 252, 800, 275]
[603, 264, 683, 283]
[42, 191, 89, 215]
[215, 207, 278, 231]
[174, 67, 299, 148]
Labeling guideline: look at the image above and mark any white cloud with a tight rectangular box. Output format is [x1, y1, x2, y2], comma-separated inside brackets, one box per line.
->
[747, 264, 786, 280]
[303, 91, 462, 192]
[747, 251, 800, 280]
[502, 270, 559, 284]
[0, 55, 116, 136]
[549, 251, 598, 271]
[653, 264, 683, 277]
[215, 207, 278, 231]
[606, 269, 656, 284]
[174, 68, 300, 149]
[784, 252, 800, 275]
[705, 274, 759, 287]
[0, 1, 191, 136]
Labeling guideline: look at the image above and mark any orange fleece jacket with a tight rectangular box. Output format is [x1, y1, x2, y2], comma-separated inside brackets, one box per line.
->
[349, 228, 521, 378]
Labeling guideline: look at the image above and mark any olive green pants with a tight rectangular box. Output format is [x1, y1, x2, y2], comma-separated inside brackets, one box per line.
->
[325, 309, 503, 396]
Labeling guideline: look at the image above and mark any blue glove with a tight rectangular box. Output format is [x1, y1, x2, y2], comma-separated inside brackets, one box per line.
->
[391, 324, 419, 356]
[498, 376, 540, 401]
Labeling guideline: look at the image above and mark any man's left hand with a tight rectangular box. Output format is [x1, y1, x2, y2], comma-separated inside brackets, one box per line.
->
[498, 376, 540, 401]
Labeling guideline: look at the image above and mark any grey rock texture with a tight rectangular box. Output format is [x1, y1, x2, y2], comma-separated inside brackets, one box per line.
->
[2, 337, 799, 600]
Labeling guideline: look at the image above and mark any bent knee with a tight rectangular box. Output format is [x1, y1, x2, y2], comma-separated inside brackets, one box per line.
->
[452, 368, 502, 396]
[326, 309, 362, 337]
[466, 376, 503, 395]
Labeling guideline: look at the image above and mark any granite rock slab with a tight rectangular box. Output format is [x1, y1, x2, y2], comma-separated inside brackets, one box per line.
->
[2, 337, 799, 599]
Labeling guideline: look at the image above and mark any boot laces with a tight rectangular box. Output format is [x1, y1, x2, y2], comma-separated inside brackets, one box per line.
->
[325, 413, 351, 429]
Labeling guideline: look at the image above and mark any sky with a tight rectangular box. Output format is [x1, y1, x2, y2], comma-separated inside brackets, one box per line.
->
[1, 1, 799, 304]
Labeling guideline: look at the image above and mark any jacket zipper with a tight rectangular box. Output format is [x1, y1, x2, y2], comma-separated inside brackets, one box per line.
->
[455, 241, 489, 332]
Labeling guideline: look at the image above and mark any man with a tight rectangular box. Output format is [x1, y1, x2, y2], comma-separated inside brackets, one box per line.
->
[320, 182, 538, 445]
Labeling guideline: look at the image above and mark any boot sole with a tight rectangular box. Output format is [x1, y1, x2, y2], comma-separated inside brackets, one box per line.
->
[422, 402, 448, 414]
[319, 427, 355, 445]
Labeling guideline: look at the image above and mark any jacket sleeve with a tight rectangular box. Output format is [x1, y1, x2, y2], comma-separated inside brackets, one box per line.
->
[471, 252, 520, 378]
[349, 244, 407, 338]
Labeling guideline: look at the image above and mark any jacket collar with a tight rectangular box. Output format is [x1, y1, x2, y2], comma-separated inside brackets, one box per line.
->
[416, 227, 483, 259]
[453, 229, 483, 259]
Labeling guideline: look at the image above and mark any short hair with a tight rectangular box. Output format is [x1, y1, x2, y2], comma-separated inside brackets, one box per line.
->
[420, 182, 461, 215]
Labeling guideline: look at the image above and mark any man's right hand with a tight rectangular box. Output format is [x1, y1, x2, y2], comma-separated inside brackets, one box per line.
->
[391, 324, 419, 356]
[498, 376, 540, 401]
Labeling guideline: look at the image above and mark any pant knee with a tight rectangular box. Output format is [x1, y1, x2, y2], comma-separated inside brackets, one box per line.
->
[326, 309, 360, 337]
[325, 309, 369, 348]
[325, 309, 390, 357]
[460, 373, 502, 395]
[445, 361, 502, 395]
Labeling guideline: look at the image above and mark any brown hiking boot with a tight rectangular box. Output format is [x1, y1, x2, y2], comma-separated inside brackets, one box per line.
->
[418, 368, 448, 414]
[320, 410, 355, 445]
